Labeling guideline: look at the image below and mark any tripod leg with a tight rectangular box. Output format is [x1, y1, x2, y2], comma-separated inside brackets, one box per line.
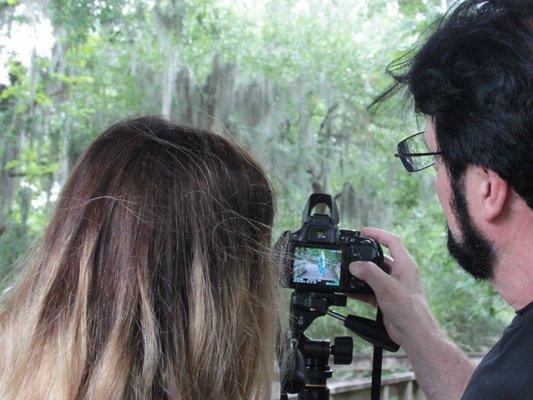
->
[298, 387, 330, 400]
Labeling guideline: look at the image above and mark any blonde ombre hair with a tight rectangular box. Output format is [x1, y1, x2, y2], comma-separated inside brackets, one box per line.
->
[0, 116, 280, 400]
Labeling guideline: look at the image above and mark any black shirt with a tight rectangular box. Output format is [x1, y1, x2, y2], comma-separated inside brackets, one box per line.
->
[461, 301, 533, 400]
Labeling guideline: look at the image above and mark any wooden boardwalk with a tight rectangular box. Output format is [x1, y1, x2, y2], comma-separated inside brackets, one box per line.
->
[286, 353, 486, 400]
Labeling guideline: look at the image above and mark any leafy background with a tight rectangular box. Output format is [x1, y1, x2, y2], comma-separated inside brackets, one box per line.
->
[0, 0, 513, 354]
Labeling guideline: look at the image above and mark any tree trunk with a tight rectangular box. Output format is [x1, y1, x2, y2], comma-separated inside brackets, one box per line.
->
[200, 55, 237, 132]
[161, 50, 179, 118]
[155, 1, 184, 118]
[0, 129, 19, 238]
[48, 23, 70, 187]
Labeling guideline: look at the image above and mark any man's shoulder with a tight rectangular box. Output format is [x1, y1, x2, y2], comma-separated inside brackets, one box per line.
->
[461, 307, 533, 400]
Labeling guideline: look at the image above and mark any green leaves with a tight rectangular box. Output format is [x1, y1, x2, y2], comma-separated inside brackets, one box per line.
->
[0, 0, 506, 353]
[3, 147, 60, 178]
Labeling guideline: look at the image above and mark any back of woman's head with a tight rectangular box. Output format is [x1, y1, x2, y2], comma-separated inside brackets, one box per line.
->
[0, 116, 279, 400]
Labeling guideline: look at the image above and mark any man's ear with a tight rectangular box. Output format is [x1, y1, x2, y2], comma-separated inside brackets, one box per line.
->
[480, 169, 509, 222]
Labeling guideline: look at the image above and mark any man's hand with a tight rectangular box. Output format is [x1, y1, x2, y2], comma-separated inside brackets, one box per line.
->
[349, 227, 438, 345]
[349, 227, 476, 400]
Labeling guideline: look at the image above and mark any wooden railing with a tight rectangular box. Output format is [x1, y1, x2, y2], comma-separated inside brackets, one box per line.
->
[317, 372, 423, 400]
[287, 372, 423, 400]
[286, 353, 486, 400]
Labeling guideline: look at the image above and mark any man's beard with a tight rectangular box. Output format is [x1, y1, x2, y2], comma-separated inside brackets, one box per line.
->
[446, 176, 497, 280]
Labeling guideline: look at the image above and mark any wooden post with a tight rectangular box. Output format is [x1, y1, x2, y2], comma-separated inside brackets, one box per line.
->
[381, 385, 390, 400]
[401, 380, 414, 400]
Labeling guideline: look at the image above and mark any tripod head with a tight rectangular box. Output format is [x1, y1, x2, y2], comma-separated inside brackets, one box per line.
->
[281, 291, 399, 400]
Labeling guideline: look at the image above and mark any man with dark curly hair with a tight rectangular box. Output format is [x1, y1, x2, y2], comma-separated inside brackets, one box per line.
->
[350, 1, 533, 399]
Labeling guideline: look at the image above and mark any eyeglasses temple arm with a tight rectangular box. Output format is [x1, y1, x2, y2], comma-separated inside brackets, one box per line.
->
[395, 151, 442, 157]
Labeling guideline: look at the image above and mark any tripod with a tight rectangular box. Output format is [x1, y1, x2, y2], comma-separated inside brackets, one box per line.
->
[280, 291, 399, 400]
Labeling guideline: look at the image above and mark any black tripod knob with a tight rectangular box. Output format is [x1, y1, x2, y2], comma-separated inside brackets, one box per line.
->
[332, 336, 353, 364]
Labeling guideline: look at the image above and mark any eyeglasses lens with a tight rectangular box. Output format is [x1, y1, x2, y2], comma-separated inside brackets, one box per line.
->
[398, 132, 436, 172]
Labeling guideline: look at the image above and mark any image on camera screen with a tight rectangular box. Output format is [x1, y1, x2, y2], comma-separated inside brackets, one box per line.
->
[292, 245, 342, 287]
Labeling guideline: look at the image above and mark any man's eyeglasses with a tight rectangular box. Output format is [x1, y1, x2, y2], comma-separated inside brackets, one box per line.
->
[395, 131, 442, 172]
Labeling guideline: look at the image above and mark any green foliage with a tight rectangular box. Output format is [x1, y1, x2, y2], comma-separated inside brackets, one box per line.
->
[0, 0, 509, 353]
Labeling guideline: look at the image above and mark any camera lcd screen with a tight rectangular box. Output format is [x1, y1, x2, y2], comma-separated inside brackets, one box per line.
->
[292, 245, 342, 287]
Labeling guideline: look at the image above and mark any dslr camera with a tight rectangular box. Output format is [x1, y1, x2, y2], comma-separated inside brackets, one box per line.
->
[277, 193, 384, 294]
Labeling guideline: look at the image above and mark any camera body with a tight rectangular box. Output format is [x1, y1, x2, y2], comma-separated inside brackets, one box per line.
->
[279, 193, 384, 294]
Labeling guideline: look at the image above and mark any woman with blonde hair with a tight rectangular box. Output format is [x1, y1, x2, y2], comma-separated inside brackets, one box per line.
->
[0, 116, 280, 400]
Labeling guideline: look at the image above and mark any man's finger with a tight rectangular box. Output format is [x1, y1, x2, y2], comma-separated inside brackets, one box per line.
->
[383, 254, 394, 274]
[362, 227, 411, 261]
[349, 260, 397, 298]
